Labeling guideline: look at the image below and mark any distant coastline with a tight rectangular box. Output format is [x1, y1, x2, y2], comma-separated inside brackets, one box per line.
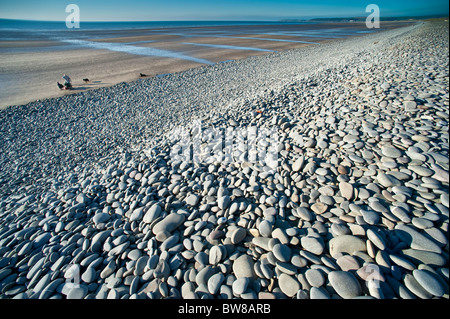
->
[280, 13, 449, 23]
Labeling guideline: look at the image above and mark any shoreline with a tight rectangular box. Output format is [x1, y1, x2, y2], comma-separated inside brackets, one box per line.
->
[0, 21, 413, 110]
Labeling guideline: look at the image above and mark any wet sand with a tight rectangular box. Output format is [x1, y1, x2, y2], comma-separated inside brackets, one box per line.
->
[0, 21, 412, 109]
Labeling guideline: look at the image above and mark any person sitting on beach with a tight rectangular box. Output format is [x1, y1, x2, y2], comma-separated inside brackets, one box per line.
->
[62, 74, 72, 89]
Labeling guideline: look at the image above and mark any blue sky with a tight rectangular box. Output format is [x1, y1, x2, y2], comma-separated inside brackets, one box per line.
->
[0, 0, 448, 21]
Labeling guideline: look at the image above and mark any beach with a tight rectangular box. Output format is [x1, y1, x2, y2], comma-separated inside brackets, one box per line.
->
[0, 21, 411, 109]
[0, 20, 448, 301]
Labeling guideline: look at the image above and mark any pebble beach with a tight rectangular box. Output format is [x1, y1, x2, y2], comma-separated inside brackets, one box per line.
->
[0, 20, 448, 300]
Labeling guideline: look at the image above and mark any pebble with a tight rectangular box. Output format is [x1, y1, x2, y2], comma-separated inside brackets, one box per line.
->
[292, 156, 305, 172]
[218, 195, 231, 210]
[366, 229, 386, 250]
[328, 235, 367, 257]
[381, 146, 402, 158]
[408, 165, 434, 177]
[401, 249, 446, 267]
[143, 204, 162, 224]
[278, 273, 300, 297]
[305, 269, 325, 287]
[152, 212, 186, 235]
[208, 273, 225, 295]
[377, 173, 398, 189]
[394, 224, 442, 254]
[231, 228, 247, 244]
[310, 287, 331, 299]
[233, 255, 256, 279]
[361, 210, 380, 225]
[272, 243, 291, 262]
[413, 269, 445, 297]
[404, 274, 433, 299]
[66, 285, 88, 299]
[300, 236, 324, 255]
[232, 278, 249, 295]
[328, 271, 362, 299]
[258, 219, 273, 237]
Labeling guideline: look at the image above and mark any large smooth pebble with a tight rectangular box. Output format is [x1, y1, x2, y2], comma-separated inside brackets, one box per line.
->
[408, 165, 434, 177]
[292, 156, 305, 172]
[278, 273, 300, 297]
[66, 284, 88, 299]
[300, 236, 324, 255]
[231, 228, 247, 244]
[394, 224, 442, 254]
[208, 273, 225, 295]
[328, 271, 362, 299]
[152, 212, 185, 235]
[382, 146, 402, 158]
[329, 235, 367, 257]
[377, 172, 400, 188]
[233, 255, 256, 279]
[232, 278, 249, 295]
[143, 204, 162, 224]
[339, 182, 354, 200]
[413, 269, 445, 297]
[305, 269, 325, 287]
[258, 219, 272, 237]
[218, 195, 231, 210]
[272, 243, 291, 262]
[366, 229, 386, 250]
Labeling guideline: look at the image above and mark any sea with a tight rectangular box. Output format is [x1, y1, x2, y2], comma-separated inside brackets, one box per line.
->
[0, 18, 385, 56]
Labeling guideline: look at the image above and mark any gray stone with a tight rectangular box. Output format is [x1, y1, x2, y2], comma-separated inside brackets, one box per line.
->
[233, 255, 256, 279]
[329, 235, 367, 257]
[185, 194, 200, 206]
[404, 101, 417, 111]
[377, 172, 401, 188]
[300, 236, 324, 255]
[130, 207, 144, 222]
[361, 210, 380, 225]
[81, 267, 97, 283]
[413, 269, 445, 297]
[231, 228, 247, 244]
[143, 204, 162, 224]
[382, 146, 402, 158]
[278, 273, 300, 297]
[296, 207, 313, 221]
[310, 287, 331, 299]
[402, 249, 447, 267]
[305, 269, 325, 287]
[66, 284, 88, 299]
[394, 224, 442, 254]
[232, 278, 250, 295]
[93, 213, 110, 225]
[292, 156, 305, 172]
[134, 256, 150, 276]
[218, 195, 231, 210]
[366, 229, 386, 250]
[207, 273, 225, 295]
[272, 243, 291, 262]
[404, 274, 433, 299]
[328, 271, 362, 299]
[339, 182, 354, 200]
[209, 245, 224, 265]
[152, 212, 185, 235]
[408, 165, 434, 177]
[258, 219, 272, 237]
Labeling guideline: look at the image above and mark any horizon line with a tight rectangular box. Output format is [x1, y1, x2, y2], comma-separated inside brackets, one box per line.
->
[1, 13, 448, 23]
